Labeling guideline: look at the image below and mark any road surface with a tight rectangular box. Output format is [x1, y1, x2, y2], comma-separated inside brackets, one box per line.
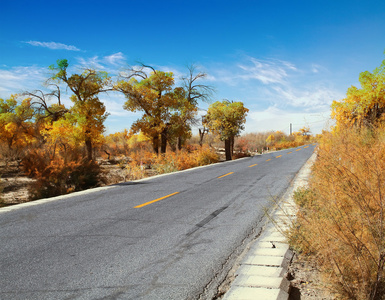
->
[0, 145, 315, 300]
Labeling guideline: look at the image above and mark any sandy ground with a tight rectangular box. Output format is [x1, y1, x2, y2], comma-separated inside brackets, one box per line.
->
[288, 253, 335, 299]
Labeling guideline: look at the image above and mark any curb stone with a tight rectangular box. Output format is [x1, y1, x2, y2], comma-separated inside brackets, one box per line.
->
[222, 152, 317, 300]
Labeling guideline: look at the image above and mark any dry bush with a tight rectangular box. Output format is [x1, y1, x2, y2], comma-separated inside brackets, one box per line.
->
[129, 146, 219, 175]
[235, 132, 270, 153]
[125, 161, 147, 180]
[194, 145, 219, 165]
[290, 127, 385, 300]
[273, 140, 299, 150]
[23, 148, 102, 200]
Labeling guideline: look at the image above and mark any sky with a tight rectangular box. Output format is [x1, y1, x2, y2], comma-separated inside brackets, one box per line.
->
[1, 0, 385, 135]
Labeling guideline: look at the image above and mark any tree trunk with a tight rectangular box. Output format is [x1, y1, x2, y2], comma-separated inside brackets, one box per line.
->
[230, 135, 235, 157]
[160, 127, 168, 154]
[225, 138, 232, 161]
[85, 138, 93, 161]
[152, 135, 159, 154]
[178, 137, 183, 151]
[199, 128, 207, 147]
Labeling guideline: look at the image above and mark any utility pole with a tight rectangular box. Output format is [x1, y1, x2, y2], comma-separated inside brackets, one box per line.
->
[290, 123, 292, 135]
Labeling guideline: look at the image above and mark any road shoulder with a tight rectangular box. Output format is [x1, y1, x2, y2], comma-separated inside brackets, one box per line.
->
[221, 152, 317, 300]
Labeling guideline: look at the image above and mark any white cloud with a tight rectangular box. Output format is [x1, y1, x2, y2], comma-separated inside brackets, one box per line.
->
[77, 56, 105, 70]
[271, 85, 342, 110]
[246, 106, 333, 134]
[25, 41, 81, 51]
[207, 56, 298, 86]
[0, 66, 49, 97]
[237, 57, 296, 84]
[104, 52, 126, 66]
[76, 53, 128, 74]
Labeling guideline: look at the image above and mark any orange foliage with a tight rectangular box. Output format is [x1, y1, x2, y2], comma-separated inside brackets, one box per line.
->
[24, 148, 101, 199]
[290, 126, 385, 299]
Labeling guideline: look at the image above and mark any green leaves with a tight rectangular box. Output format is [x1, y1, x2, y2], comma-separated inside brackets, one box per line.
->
[204, 100, 248, 141]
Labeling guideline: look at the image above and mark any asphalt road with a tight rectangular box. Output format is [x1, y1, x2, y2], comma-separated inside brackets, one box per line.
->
[0, 145, 316, 300]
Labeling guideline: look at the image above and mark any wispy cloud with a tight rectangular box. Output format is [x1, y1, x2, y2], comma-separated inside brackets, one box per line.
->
[104, 52, 126, 66]
[76, 53, 128, 73]
[207, 56, 298, 86]
[77, 56, 105, 70]
[237, 57, 297, 84]
[25, 41, 81, 51]
[271, 85, 342, 111]
[0, 66, 49, 97]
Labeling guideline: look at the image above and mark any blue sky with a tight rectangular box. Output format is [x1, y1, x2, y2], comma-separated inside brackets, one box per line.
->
[1, 0, 385, 135]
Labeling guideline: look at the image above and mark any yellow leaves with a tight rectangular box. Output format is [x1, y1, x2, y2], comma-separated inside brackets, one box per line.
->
[266, 134, 275, 144]
[204, 100, 249, 140]
[0, 96, 36, 153]
[42, 118, 80, 149]
[332, 56, 385, 129]
[4, 122, 17, 133]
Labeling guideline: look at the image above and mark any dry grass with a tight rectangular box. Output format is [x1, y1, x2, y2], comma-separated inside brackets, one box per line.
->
[290, 127, 385, 300]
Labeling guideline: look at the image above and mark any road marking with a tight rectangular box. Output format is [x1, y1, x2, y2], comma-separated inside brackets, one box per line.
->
[134, 192, 179, 208]
[296, 148, 302, 151]
[304, 146, 309, 149]
[276, 155, 282, 158]
[218, 172, 234, 179]
[287, 151, 292, 154]
[266, 159, 271, 162]
[248, 164, 258, 167]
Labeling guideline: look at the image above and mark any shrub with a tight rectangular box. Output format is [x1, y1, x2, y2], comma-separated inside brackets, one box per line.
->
[194, 145, 219, 165]
[152, 153, 179, 174]
[131, 146, 219, 175]
[125, 161, 146, 180]
[23, 149, 102, 200]
[289, 127, 385, 299]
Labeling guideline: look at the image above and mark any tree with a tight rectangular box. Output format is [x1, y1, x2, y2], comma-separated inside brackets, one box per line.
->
[203, 100, 248, 160]
[22, 84, 68, 125]
[182, 65, 214, 148]
[298, 126, 311, 136]
[331, 56, 385, 128]
[115, 66, 178, 154]
[49, 59, 111, 161]
[167, 87, 198, 151]
[0, 96, 35, 161]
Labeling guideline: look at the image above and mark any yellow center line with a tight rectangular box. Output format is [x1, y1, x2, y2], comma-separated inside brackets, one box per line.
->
[276, 155, 282, 158]
[266, 158, 271, 162]
[304, 146, 309, 149]
[287, 151, 292, 154]
[249, 164, 258, 167]
[218, 172, 234, 179]
[134, 192, 179, 208]
[296, 148, 302, 151]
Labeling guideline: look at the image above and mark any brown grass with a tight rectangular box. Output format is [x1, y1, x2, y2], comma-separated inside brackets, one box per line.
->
[290, 126, 385, 299]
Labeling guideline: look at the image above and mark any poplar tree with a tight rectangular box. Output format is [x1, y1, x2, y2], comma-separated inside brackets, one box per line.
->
[204, 100, 248, 160]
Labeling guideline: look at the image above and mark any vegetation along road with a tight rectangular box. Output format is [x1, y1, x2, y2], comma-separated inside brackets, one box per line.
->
[0, 145, 315, 300]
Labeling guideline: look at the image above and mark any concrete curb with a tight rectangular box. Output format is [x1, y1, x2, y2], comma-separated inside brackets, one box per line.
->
[222, 152, 317, 300]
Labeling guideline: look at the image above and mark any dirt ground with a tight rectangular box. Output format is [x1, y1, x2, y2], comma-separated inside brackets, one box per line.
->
[288, 253, 335, 300]
[0, 159, 130, 206]
[0, 157, 334, 299]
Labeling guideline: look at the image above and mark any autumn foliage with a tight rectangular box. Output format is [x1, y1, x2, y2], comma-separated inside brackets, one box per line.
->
[289, 55, 385, 299]
[290, 127, 385, 299]
[23, 149, 101, 199]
